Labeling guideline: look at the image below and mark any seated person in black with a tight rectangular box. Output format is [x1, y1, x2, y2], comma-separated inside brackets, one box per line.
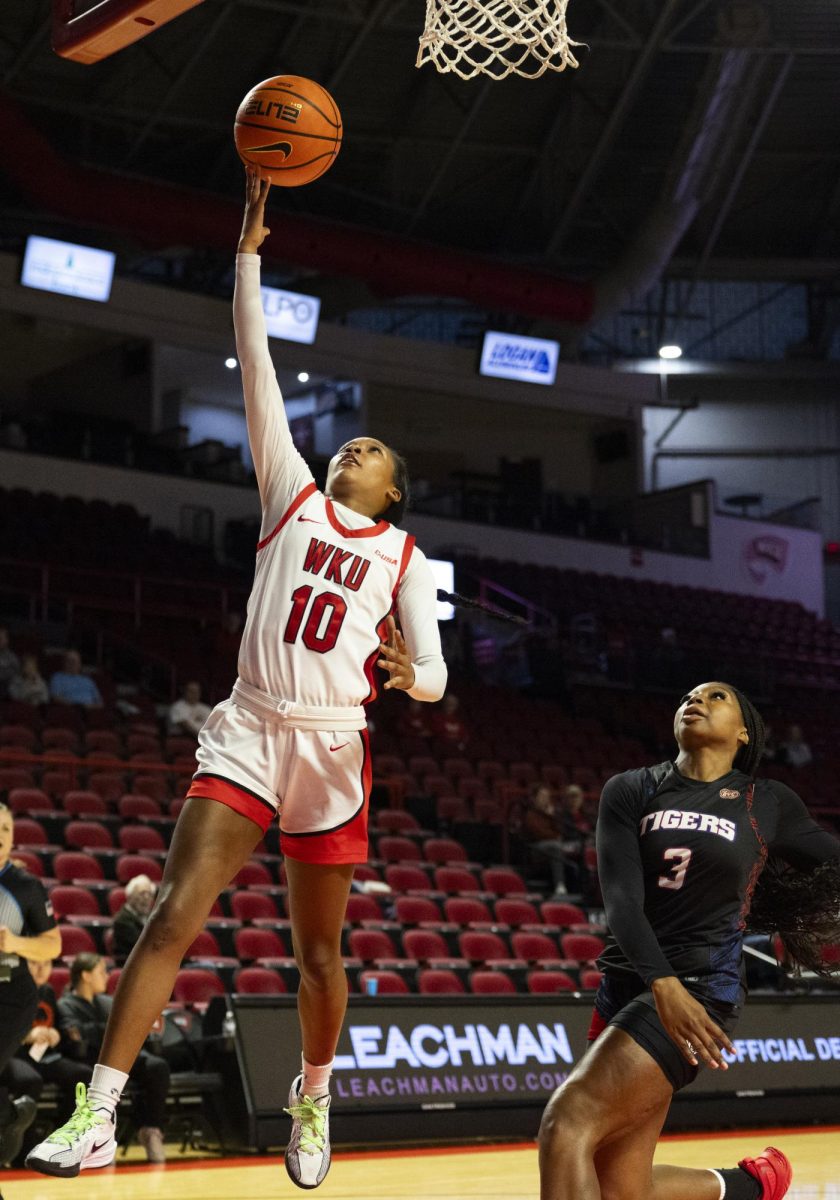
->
[0, 806, 62, 1163]
[58, 953, 170, 1164]
[538, 683, 840, 1200]
[2, 960, 92, 1126]
[112, 875, 157, 963]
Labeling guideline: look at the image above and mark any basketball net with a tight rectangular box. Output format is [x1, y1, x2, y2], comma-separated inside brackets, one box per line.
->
[417, 0, 581, 80]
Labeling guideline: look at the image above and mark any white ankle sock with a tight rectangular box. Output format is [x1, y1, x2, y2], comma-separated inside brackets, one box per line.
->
[709, 1169, 726, 1200]
[301, 1056, 333, 1100]
[88, 1064, 129, 1116]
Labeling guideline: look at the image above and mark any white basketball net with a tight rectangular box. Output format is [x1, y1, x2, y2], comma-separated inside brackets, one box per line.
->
[417, 0, 581, 80]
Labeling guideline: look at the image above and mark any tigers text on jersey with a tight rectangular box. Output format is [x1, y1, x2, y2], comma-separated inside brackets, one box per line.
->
[238, 483, 414, 709]
[596, 762, 840, 1003]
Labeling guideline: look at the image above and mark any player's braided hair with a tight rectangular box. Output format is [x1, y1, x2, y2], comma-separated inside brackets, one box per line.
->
[377, 446, 410, 526]
[725, 684, 766, 777]
[721, 686, 840, 976]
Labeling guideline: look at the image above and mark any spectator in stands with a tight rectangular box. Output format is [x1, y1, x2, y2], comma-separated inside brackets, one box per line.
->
[0, 626, 20, 700]
[398, 697, 433, 741]
[557, 785, 592, 897]
[113, 876, 157, 963]
[522, 784, 571, 896]
[0, 803, 60, 1165]
[432, 693, 469, 750]
[8, 655, 49, 707]
[57, 953, 169, 1163]
[167, 680, 212, 738]
[49, 650, 103, 709]
[781, 723, 813, 768]
[1, 960, 91, 1127]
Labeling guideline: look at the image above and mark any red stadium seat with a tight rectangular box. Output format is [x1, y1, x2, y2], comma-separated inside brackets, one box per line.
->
[494, 899, 539, 927]
[10, 849, 43, 876]
[230, 891, 278, 921]
[511, 932, 561, 963]
[87, 773, 126, 804]
[360, 970, 409, 995]
[374, 809, 420, 833]
[458, 930, 509, 963]
[561, 933, 605, 963]
[50, 885, 101, 919]
[65, 821, 114, 850]
[235, 966, 286, 994]
[8, 788, 54, 814]
[41, 770, 73, 798]
[541, 901, 587, 928]
[527, 970, 577, 994]
[0, 768, 36, 792]
[127, 734, 161, 757]
[58, 923, 98, 957]
[418, 969, 465, 995]
[353, 864, 382, 883]
[423, 838, 468, 864]
[116, 855, 163, 884]
[434, 867, 480, 894]
[169, 797, 187, 819]
[42, 728, 80, 754]
[173, 968, 225, 1005]
[63, 791, 108, 818]
[50, 966, 71, 996]
[435, 796, 470, 823]
[118, 794, 163, 819]
[579, 969, 604, 990]
[377, 836, 421, 863]
[394, 896, 441, 924]
[53, 851, 105, 882]
[481, 867, 527, 896]
[133, 775, 169, 804]
[234, 927, 287, 961]
[0, 724, 37, 750]
[384, 865, 432, 892]
[85, 731, 121, 756]
[348, 929, 397, 961]
[11, 817, 49, 846]
[185, 930, 221, 959]
[470, 970, 516, 995]
[444, 897, 492, 924]
[233, 861, 272, 887]
[118, 826, 166, 853]
[345, 894, 383, 923]
[402, 929, 449, 961]
[106, 967, 122, 995]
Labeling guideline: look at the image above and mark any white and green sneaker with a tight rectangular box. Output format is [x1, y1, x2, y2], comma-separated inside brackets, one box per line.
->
[26, 1082, 116, 1178]
[284, 1075, 331, 1189]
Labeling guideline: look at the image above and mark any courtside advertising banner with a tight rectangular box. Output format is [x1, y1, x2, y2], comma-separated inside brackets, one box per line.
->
[479, 331, 559, 386]
[232, 995, 840, 1115]
[260, 284, 321, 344]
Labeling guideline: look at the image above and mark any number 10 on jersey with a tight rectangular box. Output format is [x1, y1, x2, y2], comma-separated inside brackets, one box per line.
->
[284, 585, 347, 653]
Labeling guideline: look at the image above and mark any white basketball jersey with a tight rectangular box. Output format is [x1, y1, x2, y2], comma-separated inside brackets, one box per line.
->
[238, 482, 415, 708]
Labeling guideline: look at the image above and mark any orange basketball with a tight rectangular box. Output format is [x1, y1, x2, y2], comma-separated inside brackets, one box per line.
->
[234, 75, 342, 187]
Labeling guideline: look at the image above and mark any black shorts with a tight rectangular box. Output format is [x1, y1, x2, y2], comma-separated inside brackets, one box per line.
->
[590, 972, 743, 1092]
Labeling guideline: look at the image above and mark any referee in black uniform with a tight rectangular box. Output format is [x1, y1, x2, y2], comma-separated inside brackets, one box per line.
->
[0, 803, 61, 1163]
[538, 682, 840, 1200]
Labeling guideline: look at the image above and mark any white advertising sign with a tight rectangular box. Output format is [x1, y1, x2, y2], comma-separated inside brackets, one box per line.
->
[260, 285, 321, 344]
[21, 236, 115, 302]
[428, 558, 455, 621]
[479, 330, 559, 386]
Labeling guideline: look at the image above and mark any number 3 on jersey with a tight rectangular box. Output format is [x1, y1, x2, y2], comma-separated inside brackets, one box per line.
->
[283, 585, 347, 654]
[658, 847, 692, 891]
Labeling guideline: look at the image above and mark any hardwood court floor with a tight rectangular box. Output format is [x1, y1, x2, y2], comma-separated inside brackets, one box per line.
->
[2, 1128, 838, 1200]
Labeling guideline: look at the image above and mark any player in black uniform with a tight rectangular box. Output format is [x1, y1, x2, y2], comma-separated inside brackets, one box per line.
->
[538, 683, 840, 1200]
[0, 803, 62, 1162]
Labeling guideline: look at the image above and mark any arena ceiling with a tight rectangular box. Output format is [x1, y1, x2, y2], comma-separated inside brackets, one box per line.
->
[1, 0, 840, 340]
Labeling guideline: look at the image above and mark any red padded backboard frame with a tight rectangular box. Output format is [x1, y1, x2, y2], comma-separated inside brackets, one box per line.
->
[52, 0, 205, 64]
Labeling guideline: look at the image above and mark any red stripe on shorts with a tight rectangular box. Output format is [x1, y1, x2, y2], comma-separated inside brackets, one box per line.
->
[187, 774, 275, 833]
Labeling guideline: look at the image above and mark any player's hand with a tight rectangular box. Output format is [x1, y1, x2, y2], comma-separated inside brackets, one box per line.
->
[238, 168, 271, 254]
[651, 976, 734, 1070]
[378, 616, 415, 692]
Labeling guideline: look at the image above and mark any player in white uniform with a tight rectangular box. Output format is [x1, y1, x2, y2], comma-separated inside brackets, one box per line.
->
[27, 171, 447, 1187]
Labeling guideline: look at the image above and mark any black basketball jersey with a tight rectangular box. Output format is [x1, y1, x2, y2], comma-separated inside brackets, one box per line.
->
[596, 762, 840, 1004]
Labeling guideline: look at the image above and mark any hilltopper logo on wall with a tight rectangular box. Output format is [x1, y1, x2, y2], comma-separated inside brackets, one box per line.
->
[744, 535, 789, 585]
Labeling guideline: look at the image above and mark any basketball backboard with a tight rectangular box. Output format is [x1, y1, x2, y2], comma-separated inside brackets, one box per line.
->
[52, 0, 205, 64]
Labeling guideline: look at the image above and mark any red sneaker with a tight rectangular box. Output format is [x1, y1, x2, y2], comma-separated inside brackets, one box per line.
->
[738, 1147, 793, 1200]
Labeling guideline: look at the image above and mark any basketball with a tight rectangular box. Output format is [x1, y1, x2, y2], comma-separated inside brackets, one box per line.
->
[234, 75, 342, 187]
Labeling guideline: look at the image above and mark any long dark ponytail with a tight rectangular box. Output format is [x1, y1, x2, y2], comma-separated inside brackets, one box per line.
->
[725, 684, 840, 977]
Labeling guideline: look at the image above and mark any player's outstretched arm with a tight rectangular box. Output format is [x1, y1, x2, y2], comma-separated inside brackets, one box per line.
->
[234, 168, 312, 519]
